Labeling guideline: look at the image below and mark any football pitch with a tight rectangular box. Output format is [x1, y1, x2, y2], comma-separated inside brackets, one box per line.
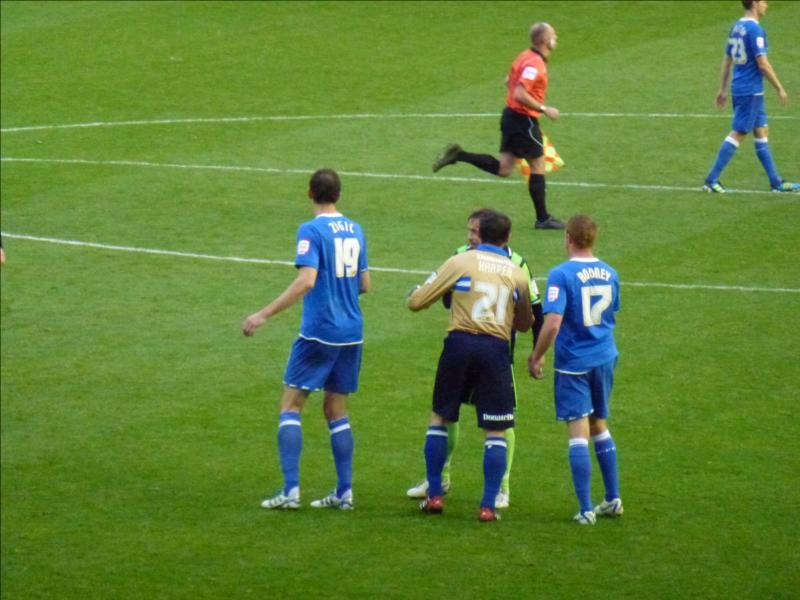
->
[1, 1, 798, 597]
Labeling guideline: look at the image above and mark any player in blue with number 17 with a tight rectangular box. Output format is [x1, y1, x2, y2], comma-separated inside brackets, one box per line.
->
[243, 168, 370, 511]
[528, 215, 622, 525]
[703, 0, 798, 194]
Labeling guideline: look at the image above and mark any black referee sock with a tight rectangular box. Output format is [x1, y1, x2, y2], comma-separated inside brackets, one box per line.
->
[458, 151, 500, 176]
[528, 173, 548, 222]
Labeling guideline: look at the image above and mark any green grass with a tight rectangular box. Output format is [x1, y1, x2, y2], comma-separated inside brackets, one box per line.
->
[2, 1, 799, 598]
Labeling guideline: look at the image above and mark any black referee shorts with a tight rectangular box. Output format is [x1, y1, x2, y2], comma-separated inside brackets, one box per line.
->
[499, 106, 543, 160]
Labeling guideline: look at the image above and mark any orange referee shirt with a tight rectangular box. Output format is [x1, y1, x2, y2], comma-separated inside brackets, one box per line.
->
[505, 49, 548, 118]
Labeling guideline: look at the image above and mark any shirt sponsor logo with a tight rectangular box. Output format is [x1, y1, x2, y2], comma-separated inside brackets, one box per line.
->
[547, 285, 560, 302]
[756, 36, 765, 49]
[521, 66, 538, 81]
[297, 239, 310, 255]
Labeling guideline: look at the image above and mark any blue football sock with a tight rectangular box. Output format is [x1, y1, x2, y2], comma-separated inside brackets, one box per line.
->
[328, 417, 354, 497]
[481, 436, 507, 509]
[592, 430, 619, 502]
[277, 411, 302, 495]
[424, 426, 448, 496]
[706, 136, 739, 184]
[754, 137, 782, 188]
[568, 438, 593, 513]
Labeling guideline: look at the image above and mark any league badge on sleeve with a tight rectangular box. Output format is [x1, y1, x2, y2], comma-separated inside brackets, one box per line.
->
[547, 285, 560, 302]
[521, 66, 538, 80]
[297, 240, 310, 255]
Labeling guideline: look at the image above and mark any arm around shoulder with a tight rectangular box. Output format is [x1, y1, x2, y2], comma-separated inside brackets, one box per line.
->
[513, 286, 533, 333]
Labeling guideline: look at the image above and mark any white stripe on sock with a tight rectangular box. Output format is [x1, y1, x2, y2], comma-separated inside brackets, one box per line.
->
[278, 420, 302, 428]
[569, 438, 589, 448]
[426, 430, 448, 438]
[592, 430, 612, 443]
[484, 439, 508, 449]
[329, 423, 351, 435]
[724, 136, 740, 147]
[754, 137, 768, 144]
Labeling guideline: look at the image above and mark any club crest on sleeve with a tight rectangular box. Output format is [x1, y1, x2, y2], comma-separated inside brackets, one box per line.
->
[547, 285, 560, 302]
[756, 37, 765, 49]
[297, 240, 310, 255]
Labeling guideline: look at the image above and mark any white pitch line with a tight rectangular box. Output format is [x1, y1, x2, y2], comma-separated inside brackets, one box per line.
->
[0, 156, 781, 196]
[1, 111, 797, 132]
[3, 232, 798, 294]
[0, 233, 430, 275]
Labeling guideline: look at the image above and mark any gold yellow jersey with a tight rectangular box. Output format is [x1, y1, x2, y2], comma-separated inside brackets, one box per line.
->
[408, 245, 532, 342]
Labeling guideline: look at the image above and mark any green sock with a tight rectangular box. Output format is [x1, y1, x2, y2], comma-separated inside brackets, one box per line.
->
[441, 422, 460, 482]
[501, 427, 515, 493]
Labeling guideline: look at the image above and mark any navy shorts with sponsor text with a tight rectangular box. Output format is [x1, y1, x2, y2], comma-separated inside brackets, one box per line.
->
[432, 330, 515, 430]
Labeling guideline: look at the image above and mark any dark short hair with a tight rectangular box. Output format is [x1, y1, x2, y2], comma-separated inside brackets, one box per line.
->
[468, 208, 494, 222]
[309, 169, 341, 204]
[742, 0, 755, 9]
[478, 209, 512, 246]
[566, 214, 598, 250]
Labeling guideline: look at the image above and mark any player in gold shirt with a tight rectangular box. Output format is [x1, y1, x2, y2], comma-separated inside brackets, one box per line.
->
[406, 209, 543, 509]
[407, 209, 533, 521]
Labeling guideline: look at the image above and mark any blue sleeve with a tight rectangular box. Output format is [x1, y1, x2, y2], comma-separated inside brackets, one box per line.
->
[754, 24, 767, 56]
[746, 22, 766, 58]
[358, 228, 368, 272]
[724, 27, 734, 57]
[543, 268, 568, 315]
[295, 223, 319, 269]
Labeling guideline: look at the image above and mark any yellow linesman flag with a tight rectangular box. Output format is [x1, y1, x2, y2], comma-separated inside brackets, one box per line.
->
[543, 134, 565, 173]
[515, 133, 565, 179]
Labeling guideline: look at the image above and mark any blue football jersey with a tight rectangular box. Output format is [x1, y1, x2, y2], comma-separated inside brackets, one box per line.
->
[294, 213, 368, 345]
[543, 258, 620, 372]
[726, 18, 768, 96]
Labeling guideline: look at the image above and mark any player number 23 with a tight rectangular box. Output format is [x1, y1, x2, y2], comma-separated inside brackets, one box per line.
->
[728, 37, 747, 64]
[334, 237, 361, 278]
[580, 285, 613, 327]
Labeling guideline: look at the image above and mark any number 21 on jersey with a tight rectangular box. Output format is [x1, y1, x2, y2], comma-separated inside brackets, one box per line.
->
[334, 237, 361, 278]
[471, 281, 510, 323]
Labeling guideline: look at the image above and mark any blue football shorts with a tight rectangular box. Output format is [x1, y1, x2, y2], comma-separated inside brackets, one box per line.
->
[553, 357, 617, 422]
[432, 331, 515, 430]
[283, 337, 362, 394]
[731, 94, 767, 134]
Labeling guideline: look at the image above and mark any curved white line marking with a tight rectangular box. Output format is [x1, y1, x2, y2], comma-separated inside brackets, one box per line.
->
[2, 111, 797, 132]
[3, 232, 798, 293]
[0, 156, 782, 196]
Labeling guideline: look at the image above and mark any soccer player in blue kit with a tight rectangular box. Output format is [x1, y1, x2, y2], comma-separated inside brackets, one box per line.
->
[703, 0, 798, 193]
[528, 215, 622, 525]
[243, 169, 370, 511]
